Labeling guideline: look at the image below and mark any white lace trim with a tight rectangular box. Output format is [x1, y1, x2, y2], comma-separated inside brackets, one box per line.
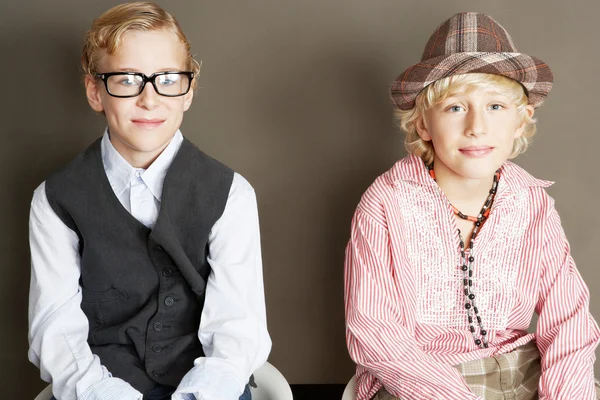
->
[395, 182, 529, 330]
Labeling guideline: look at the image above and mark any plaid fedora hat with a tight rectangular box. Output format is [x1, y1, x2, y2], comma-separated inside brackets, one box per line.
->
[390, 12, 553, 110]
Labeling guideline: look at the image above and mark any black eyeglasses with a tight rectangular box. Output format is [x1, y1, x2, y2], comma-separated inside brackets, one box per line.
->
[95, 71, 194, 98]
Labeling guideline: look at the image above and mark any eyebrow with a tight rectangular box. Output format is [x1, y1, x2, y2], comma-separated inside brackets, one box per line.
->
[444, 90, 510, 100]
[111, 67, 185, 73]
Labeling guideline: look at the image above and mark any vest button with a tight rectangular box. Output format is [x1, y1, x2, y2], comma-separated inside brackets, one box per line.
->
[162, 268, 173, 277]
[152, 344, 162, 353]
[153, 322, 163, 331]
[152, 372, 160, 378]
[164, 297, 175, 307]
[154, 245, 164, 253]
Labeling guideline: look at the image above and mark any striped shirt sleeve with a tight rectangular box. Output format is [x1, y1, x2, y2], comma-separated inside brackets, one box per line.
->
[344, 205, 481, 400]
[536, 200, 600, 400]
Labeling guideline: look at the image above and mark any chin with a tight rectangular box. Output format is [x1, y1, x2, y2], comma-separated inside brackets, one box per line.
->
[133, 140, 171, 153]
[116, 134, 166, 153]
[455, 162, 502, 180]
[130, 128, 173, 142]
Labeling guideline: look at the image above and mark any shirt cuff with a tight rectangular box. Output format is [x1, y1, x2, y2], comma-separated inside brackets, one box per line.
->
[173, 364, 246, 400]
[78, 377, 143, 400]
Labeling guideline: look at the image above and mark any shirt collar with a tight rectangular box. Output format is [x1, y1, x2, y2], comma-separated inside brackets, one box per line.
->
[389, 153, 553, 192]
[388, 154, 436, 187]
[101, 128, 184, 201]
[143, 130, 183, 201]
[499, 161, 554, 191]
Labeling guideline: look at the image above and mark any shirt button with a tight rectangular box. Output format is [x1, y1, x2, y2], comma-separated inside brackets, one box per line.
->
[135, 170, 143, 178]
[153, 322, 163, 331]
[164, 297, 175, 307]
[152, 344, 162, 353]
[162, 268, 173, 277]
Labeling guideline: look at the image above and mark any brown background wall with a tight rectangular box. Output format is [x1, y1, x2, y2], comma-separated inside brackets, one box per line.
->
[1, 0, 599, 398]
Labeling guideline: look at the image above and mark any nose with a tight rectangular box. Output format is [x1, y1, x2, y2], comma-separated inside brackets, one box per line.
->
[465, 107, 486, 137]
[136, 82, 161, 110]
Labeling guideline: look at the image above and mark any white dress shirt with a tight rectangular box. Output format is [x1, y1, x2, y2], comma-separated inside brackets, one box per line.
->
[28, 130, 272, 400]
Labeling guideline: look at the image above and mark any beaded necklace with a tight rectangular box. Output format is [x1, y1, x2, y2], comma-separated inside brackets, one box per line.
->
[427, 165, 501, 348]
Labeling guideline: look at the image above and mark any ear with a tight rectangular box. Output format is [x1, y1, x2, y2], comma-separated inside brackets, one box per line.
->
[514, 105, 534, 139]
[183, 88, 194, 112]
[415, 115, 432, 142]
[85, 75, 105, 113]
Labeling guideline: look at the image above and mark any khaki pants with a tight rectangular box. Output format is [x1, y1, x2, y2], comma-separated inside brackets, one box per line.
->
[373, 342, 600, 400]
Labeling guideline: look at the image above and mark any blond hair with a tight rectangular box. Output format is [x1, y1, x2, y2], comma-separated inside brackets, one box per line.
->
[396, 73, 537, 165]
[81, 2, 200, 88]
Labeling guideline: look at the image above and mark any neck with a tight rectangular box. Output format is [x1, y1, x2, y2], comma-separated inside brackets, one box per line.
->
[432, 161, 497, 215]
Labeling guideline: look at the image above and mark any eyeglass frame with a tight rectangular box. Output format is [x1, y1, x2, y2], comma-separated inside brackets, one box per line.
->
[94, 71, 195, 98]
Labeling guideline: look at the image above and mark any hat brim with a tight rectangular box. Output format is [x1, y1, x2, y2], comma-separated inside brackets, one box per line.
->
[390, 52, 553, 110]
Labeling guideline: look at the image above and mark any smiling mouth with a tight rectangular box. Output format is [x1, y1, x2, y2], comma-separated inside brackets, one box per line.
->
[131, 119, 165, 128]
[459, 146, 494, 157]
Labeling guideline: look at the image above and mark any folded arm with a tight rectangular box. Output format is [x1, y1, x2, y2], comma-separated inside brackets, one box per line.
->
[173, 174, 272, 400]
[345, 206, 480, 400]
[28, 182, 142, 400]
[536, 201, 600, 400]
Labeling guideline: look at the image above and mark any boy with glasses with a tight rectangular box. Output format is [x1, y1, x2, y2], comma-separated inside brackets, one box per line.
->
[28, 3, 271, 400]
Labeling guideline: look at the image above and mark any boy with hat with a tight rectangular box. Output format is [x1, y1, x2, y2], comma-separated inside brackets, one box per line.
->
[344, 12, 600, 400]
[28, 2, 271, 400]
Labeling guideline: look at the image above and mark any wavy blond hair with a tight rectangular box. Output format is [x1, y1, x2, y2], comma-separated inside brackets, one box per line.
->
[81, 2, 201, 88]
[395, 73, 538, 165]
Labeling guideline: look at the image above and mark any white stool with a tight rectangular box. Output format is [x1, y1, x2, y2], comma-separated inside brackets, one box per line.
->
[34, 384, 53, 400]
[34, 361, 293, 400]
[341, 375, 357, 400]
[251, 361, 293, 400]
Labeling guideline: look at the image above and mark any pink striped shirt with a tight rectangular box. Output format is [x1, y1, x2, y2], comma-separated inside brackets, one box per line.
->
[344, 154, 600, 400]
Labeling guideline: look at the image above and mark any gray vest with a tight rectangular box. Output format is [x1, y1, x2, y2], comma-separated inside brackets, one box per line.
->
[45, 138, 234, 394]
